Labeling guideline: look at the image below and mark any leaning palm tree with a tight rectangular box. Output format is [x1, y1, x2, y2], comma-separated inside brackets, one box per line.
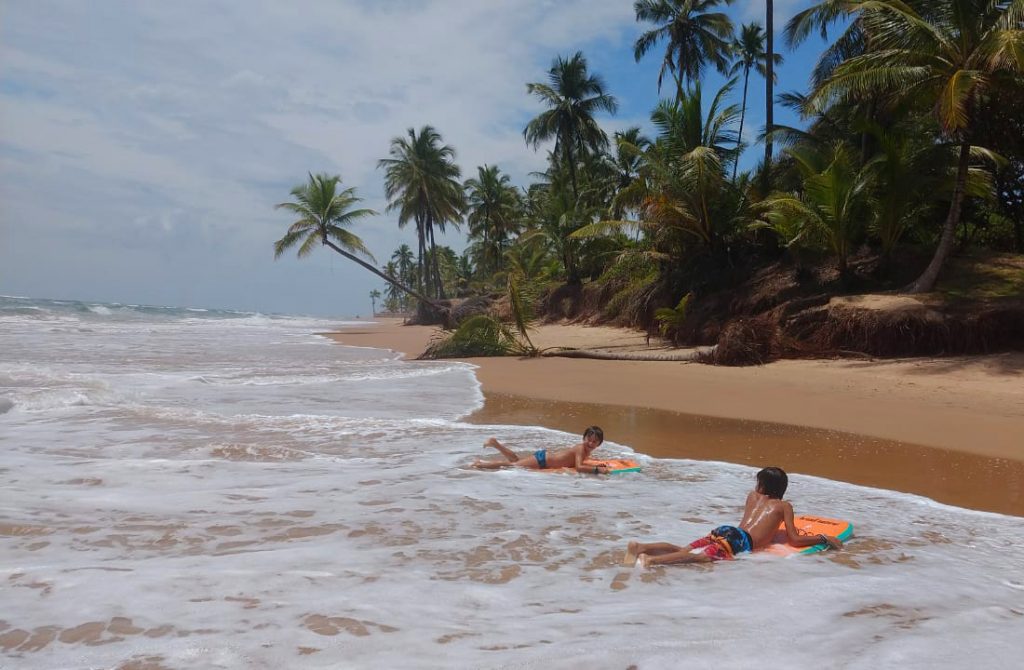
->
[273, 173, 438, 308]
[524, 51, 618, 201]
[379, 126, 465, 299]
[728, 22, 783, 181]
[809, 0, 1024, 293]
[633, 0, 736, 104]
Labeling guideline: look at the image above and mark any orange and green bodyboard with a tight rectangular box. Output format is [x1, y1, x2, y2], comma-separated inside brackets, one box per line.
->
[761, 515, 854, 557]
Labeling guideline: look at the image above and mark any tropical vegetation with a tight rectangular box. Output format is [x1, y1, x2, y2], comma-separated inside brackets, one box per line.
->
[275, 0, 1024, 361]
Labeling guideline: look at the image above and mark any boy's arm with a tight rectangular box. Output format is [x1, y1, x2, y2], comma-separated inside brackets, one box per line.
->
[573, 444, 609, 474]
[782, 502, 843, 549]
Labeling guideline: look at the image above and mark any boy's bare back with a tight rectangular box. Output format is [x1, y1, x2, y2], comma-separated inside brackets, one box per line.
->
[739, 488, 843, 551]
[737, 490, 789, 549]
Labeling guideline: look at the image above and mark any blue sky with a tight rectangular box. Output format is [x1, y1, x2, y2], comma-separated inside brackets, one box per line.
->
[0, 1, 831, 317]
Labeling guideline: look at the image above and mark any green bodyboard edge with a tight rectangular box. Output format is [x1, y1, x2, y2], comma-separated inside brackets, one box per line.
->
[796, 521, 854, 555]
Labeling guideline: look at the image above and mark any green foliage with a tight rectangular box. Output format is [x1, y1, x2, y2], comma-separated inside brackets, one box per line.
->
[807, 0, 1024, 291]
[465, 165, 523, 277]
[420, 315, 528, 358]
[758, 143, 873, 274]
[615, 81, 745, 262]
[594, 252, 660, 324]
[506, 271, 537, 351]
[938, 253, 1024, 301]
[654, 292, 692, 342]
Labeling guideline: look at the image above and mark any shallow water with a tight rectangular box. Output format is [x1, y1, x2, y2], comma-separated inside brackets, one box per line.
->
[2, 296, 1023, 669]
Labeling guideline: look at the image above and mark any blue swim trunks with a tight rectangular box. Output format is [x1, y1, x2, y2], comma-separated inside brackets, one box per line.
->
[712, 525, 753, 555]
[533, 449, 548, 469]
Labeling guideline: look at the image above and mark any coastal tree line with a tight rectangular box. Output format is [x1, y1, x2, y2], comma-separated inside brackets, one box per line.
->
[276, 0, 1024, 354]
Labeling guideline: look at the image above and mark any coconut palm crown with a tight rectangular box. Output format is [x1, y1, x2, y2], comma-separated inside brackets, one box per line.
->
[524, 51, 618, 200]
[633, 0, 736, 102]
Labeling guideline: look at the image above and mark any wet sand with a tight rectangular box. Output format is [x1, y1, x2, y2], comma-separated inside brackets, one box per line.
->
[328, 318, 1024, 516]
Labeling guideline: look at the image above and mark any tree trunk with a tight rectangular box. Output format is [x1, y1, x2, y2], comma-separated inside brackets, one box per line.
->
[416, 217, 427, 293]
[733, 65, 750, 183]
[672, 67, 684, 109]
[565, 139, 579, 202]
[905, 140, 972, 294]
[321, 236, 443, 309]
[428, 220, 446, 299]
[763, 0, 774, 192]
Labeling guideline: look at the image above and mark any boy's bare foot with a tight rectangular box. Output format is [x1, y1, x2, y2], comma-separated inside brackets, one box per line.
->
[638, 553, 653, 569]
[483, 438, 500, 450]
[622, 541, 640, 567]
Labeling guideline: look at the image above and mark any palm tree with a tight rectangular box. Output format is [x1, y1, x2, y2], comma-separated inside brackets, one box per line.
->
[576, 82, 741, 254]
[369, 289, 381, 315]
[524, 51, 618, 201]
[273, 173, 438, 307]
[379, 126, 465, 299]
[390, 244, 415, 286]
[785, 0, 866, 89]
[382, 261, 404, 312]
[464, 165, 522, 275]
[759, 143, 873, 276]
[728, 22, 783, 181]
[810, 0, 1024, 293]
[633, 0, 736, 104]
[606, 127, 651, 220]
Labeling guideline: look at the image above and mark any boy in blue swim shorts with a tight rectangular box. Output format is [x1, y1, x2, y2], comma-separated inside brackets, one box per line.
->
[623, 467, 844, 567]
[472, 426, 608, 474]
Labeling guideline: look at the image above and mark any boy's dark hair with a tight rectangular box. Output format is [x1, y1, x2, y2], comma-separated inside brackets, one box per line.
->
[757, 467, 788, 499]
[583, 426, 604, 444]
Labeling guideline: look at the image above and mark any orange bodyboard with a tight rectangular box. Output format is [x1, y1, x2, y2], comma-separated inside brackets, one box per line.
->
[761, 515, 853, 557]
[546, 458, 641, 474]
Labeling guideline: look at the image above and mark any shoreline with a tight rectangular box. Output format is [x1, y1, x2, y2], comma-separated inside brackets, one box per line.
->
[327, 318, 1024, 516]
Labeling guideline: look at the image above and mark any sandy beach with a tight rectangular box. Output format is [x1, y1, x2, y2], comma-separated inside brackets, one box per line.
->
[328, 318, 1024, 516]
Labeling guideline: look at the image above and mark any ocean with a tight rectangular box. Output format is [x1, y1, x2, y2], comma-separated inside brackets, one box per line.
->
[2, 296, 1022, 669]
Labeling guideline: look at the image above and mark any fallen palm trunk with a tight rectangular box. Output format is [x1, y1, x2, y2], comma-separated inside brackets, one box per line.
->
[541, 347, 713, 362]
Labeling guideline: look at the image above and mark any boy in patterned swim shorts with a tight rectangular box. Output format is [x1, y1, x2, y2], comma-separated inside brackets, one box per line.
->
[623, 467, 844, 567]
[472, 426, 610, 474]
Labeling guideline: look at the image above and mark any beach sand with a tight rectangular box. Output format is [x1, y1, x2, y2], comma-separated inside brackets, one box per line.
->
[328, 318, 1024, 516]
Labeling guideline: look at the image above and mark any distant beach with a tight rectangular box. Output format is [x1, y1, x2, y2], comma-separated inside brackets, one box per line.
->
[330, 318, 1024, 516]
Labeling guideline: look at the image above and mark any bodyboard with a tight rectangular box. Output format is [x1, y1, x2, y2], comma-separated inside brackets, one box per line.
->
[761, 515, 853, 557]
[547, 458, 641, 474]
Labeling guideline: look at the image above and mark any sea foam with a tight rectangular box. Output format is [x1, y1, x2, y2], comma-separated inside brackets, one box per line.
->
[1, 296, 1022, 669]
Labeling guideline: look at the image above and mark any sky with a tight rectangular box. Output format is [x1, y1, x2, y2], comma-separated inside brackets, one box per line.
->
[0, 0, 830, 317]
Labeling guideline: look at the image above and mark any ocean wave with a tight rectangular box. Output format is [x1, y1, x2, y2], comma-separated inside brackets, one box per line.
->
[8, 389, 96, 412]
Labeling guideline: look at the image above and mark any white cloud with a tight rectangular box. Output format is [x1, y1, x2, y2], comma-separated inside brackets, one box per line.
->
[0, 0, 825, 315]
[0, 1, 636, 314]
